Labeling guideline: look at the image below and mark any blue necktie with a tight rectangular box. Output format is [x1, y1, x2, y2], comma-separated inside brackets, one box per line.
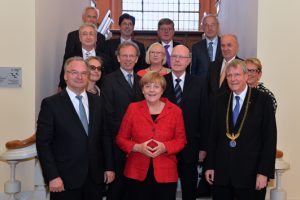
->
[76, 95, 89, 135]
[208, 41, 213, 62]
[164, 45, 171, 67]
[174, 78, 183, 105]
[127, 74, 133, 88]
[232, 96, 240, 126]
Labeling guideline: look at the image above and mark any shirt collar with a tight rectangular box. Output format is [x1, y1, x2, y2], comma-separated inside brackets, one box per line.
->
[171, 71, 186, 83]
[66, 87, 88, 101]
[233, 85, 248, 101]
[206, 36, 218, 46]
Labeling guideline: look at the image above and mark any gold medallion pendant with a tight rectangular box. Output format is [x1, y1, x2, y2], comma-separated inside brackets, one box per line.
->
[225, 88, 251, 148]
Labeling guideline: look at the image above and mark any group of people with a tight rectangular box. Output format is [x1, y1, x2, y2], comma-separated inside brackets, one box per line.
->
[36, 6, 277, 200]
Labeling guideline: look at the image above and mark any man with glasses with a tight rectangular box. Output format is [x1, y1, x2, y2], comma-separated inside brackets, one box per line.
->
[101, 41, 144, 200]
[164, 45, 209, 200]
[205, 59, 276, 200]
[37, 57, 115, 200]
[157, 18, 181, 68]
[64, 6, 106, 57]
[104, 13, 146, 73]
[58, 23, 113, 90]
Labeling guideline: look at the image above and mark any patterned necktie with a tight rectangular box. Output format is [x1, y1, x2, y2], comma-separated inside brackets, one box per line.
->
[85, 51, 91, 59]
[208, 41, 214, 62]
[76, 95, 89, 135]
[174, 78, 183, 105]
[232, 96, 240, 126]
[164, 45, 171, 67]
[127, 74, 133, 88]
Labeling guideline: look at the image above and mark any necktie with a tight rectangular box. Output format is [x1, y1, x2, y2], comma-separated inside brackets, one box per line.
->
[164, 45, 171, 67]
[76, 95, 89, 135]
[174, 78, 183, 105]
[85, 52, 91, 59]
[127, 74, 133, 88]
[208, 41, 214, 62]
[219, 61, 228, 87]
[232, 96, 240, 126]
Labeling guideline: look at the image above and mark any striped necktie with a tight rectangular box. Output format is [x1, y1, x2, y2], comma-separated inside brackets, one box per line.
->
[174, 78, 183, 106]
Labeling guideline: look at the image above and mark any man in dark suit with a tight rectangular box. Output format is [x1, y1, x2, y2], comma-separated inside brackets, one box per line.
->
[36, 57, 115, 200]
[191, 14, 222, 80]
[205, 59, 277, 200]
[58, 23, 113, 90]
[208, 34, 241, 98]
[101, 41, 144, 200]
[164, 45, 208, 200]
[64, 6, 105, 56]
[157, 18, 181, 68]
[104, 13, 146, 73]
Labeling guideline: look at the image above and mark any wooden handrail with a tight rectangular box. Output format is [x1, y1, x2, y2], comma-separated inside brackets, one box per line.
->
[5, 134, 36, 149]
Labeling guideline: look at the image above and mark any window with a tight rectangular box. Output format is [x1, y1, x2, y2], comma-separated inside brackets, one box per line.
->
[122, 0, 200, 31]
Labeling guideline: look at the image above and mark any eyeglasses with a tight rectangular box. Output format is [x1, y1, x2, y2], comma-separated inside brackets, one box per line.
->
[149, 51, 163, 55]
[119, 54, 137, 59]
[247, 69, 260, 74]
[80, 32, 96, 37]
[170, 55, 190, 60]
[66, 70, 89, 77]
[89, 65, 103, 71]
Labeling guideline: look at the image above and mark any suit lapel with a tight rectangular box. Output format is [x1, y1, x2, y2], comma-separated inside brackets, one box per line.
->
[165, 74, 177, 104]
[182, 73, 192, 107]
[87, 92, 95, 137]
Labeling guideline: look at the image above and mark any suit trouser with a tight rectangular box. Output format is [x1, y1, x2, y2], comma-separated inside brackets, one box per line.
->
[50, 170, 103, 200]
[106, 147, 128, 200]
[126, 161, 177, 200]
[178, 161, 198, 200]
[212, 183, 267, 200]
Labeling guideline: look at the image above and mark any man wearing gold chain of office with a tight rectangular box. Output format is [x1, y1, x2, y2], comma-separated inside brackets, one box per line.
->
[205, 59, 277, 200]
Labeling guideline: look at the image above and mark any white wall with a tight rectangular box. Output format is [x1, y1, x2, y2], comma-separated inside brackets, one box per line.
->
[0, 0, 89, 193]
[0, 0, 36, 192]
[258, 1, 300, 199]
[218, 0, 258, 58]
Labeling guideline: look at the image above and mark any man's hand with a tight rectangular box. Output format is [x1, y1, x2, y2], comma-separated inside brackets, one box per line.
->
[104, 171, 115, 184]
[49, 177, 65, 192]
[205, 169, 214, 185]
[256, 174, 268, 190]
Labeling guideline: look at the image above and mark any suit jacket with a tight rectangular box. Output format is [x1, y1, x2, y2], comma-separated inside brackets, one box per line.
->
[101, 68, 144, 172]
[206, 88, 277, 188]
[104, 38, 146, 73]
[36, 90, 113, 189]
[116, 98, 186, 182]
[191, 37, 222, 80]
[58, 49, 113, 89]
[164, 73, 209, 163]
[64, 30, 106, 56]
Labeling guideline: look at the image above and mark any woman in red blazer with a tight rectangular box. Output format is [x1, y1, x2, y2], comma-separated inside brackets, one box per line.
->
[116, 71, 186, 200]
